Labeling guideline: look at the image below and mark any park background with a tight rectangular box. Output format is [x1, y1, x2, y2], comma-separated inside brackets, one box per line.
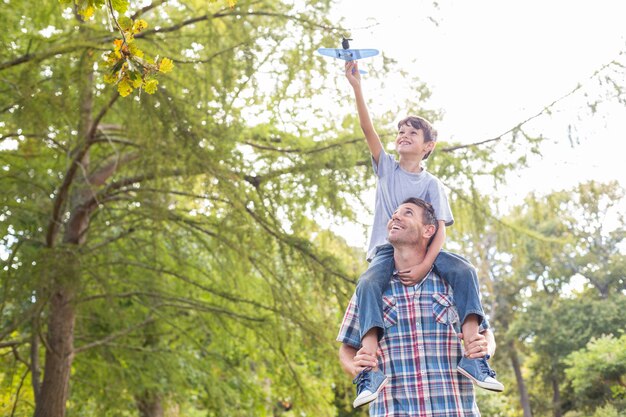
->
[1, 1, 625, 417]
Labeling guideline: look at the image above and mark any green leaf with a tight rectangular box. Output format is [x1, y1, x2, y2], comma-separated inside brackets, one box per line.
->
[111, 0, 129, 14]
[118, 16, 133, 31]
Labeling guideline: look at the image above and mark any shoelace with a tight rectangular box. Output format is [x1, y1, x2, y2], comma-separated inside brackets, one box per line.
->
[353, 367, 372, 390]
[479, 357, 497, 378]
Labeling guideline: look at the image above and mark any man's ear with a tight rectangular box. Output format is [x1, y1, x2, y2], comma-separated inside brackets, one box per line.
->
[423, 224, 436, 239]
[426, 141, 437, 153]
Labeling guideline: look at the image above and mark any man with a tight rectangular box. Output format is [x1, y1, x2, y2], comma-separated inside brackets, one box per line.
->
[337, 197, 497, 416]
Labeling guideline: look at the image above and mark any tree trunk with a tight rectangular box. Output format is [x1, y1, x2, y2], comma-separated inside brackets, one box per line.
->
[509, 342, 532, 417]
[551, 375, 562, 417]
[136, 393, 165, 417]
[33, 286, 75, 417]
[31, 321, 41, 403]
[34, 47, 95, 417]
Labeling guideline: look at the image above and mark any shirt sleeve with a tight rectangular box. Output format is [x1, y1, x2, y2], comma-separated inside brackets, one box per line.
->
[480, 317, 490, 331]
[336, 294, 361, 349]
[371, 148, 396, 179]
[427, 177, 454, 226]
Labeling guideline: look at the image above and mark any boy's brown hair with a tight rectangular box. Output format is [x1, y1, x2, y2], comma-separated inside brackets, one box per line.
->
[397, 116, 438, 159]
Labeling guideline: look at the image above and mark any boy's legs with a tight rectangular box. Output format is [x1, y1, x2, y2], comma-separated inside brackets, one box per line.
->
[433, 251, 485, 328]
[434, 251, 504, 392]
[352, 244, 394, 407]
[356, 244, 395, 351]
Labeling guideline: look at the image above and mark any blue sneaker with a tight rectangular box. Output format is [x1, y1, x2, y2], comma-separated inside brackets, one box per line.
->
[352, 368, 388, 408]
[457, 356, 504, 392]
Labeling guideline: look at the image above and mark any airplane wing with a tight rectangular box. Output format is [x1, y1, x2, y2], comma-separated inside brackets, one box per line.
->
[317, 48, 379, 61]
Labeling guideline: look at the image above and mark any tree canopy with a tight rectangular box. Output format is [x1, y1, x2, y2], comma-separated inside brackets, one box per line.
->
[1, 1, 625, 417]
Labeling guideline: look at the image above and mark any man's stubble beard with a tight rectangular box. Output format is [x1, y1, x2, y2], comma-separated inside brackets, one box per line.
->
[388, 233, 420, 247]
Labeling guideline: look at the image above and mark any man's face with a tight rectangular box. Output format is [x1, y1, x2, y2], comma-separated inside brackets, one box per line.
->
[387, 203, 425, 245]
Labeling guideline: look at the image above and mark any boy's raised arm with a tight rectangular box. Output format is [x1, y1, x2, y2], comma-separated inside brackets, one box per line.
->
[345, 61, 383, 164]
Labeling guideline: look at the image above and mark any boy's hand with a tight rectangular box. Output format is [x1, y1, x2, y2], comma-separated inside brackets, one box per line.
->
[345, 61, 361, 88]
[397, 262, 432, 286]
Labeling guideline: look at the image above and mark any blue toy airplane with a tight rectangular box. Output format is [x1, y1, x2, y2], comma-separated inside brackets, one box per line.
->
[317, 37, 379, 73]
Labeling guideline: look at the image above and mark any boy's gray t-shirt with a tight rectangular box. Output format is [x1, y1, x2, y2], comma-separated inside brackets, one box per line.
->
[367, 149, 454, 260]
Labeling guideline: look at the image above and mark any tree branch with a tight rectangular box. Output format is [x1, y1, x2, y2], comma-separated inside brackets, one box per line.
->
[0, 133, 48, 141]
[169, 40, 251, 64]
[0, 301, 45, 343]
[243, 137, 362, 155]
[0, 43, 101, 71]
[0, 340, 24, 348]
[87, 92, 120, 142]
[79, 227, 136, 254]
[441, 59, 618, 152]
[130, 0, 168, 20]
[46, 94, 124, 247]
[74, 315, 155, 354]
[243, 205, 355, 284]
[102, 260, 277, 314]
[87, 151, 140, 186]
[135, 10, 340, 40]
[10, 368, 30, 417]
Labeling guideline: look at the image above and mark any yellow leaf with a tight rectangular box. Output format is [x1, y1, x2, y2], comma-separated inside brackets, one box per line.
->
[158, 57, 174, 74]
[105, 51, 118, 64]
[80, 6, 95, 19]
[228, 0, 236, 8]
[132, 19, 148, 34]
[144, 79, 158, 94]
[117, 79, 133, 97]
[103, 73, 117, 84]
[132, 76, 143, 88]
[129, 43, 144, 59]
[113, 39, 124, 58]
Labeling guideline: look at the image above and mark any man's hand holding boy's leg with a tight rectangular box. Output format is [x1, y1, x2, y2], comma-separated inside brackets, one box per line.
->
[352, 347, 379, 376]
[457, 330, 504, 392]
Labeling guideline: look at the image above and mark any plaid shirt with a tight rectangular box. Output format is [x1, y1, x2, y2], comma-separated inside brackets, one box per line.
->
[337, 271, 481, 417]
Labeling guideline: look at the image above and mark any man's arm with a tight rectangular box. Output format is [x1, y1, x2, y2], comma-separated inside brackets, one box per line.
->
[345, 61, 383, 164]
[339, 344, 378, 377]
[484, 328, 497, 357]
[398, 220, 446, 286]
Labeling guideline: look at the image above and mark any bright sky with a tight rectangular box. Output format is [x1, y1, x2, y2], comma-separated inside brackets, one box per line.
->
[330, 0, 626, 249]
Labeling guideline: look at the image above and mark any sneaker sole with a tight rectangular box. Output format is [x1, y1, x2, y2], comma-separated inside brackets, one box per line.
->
[457, 367, 504, 392]
[353, 376, 389, 408]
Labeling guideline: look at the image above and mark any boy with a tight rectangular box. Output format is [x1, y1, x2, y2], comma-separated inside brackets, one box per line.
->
[344, 60, 503, 409]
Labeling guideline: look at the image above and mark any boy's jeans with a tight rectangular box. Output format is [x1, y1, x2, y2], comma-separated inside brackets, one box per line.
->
[355, 244, 485, 341]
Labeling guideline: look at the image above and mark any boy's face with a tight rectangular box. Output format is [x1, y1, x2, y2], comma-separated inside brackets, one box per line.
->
[395, 123, 435, 158]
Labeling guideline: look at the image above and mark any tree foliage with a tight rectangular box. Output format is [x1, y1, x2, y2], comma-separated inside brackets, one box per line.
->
[1, 0, 362, 415]
[1, 1, 626, 417]
[565, 334, 626, 411]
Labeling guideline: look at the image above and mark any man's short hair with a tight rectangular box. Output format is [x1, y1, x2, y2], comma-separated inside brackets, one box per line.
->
[401, 197, 439, 235]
